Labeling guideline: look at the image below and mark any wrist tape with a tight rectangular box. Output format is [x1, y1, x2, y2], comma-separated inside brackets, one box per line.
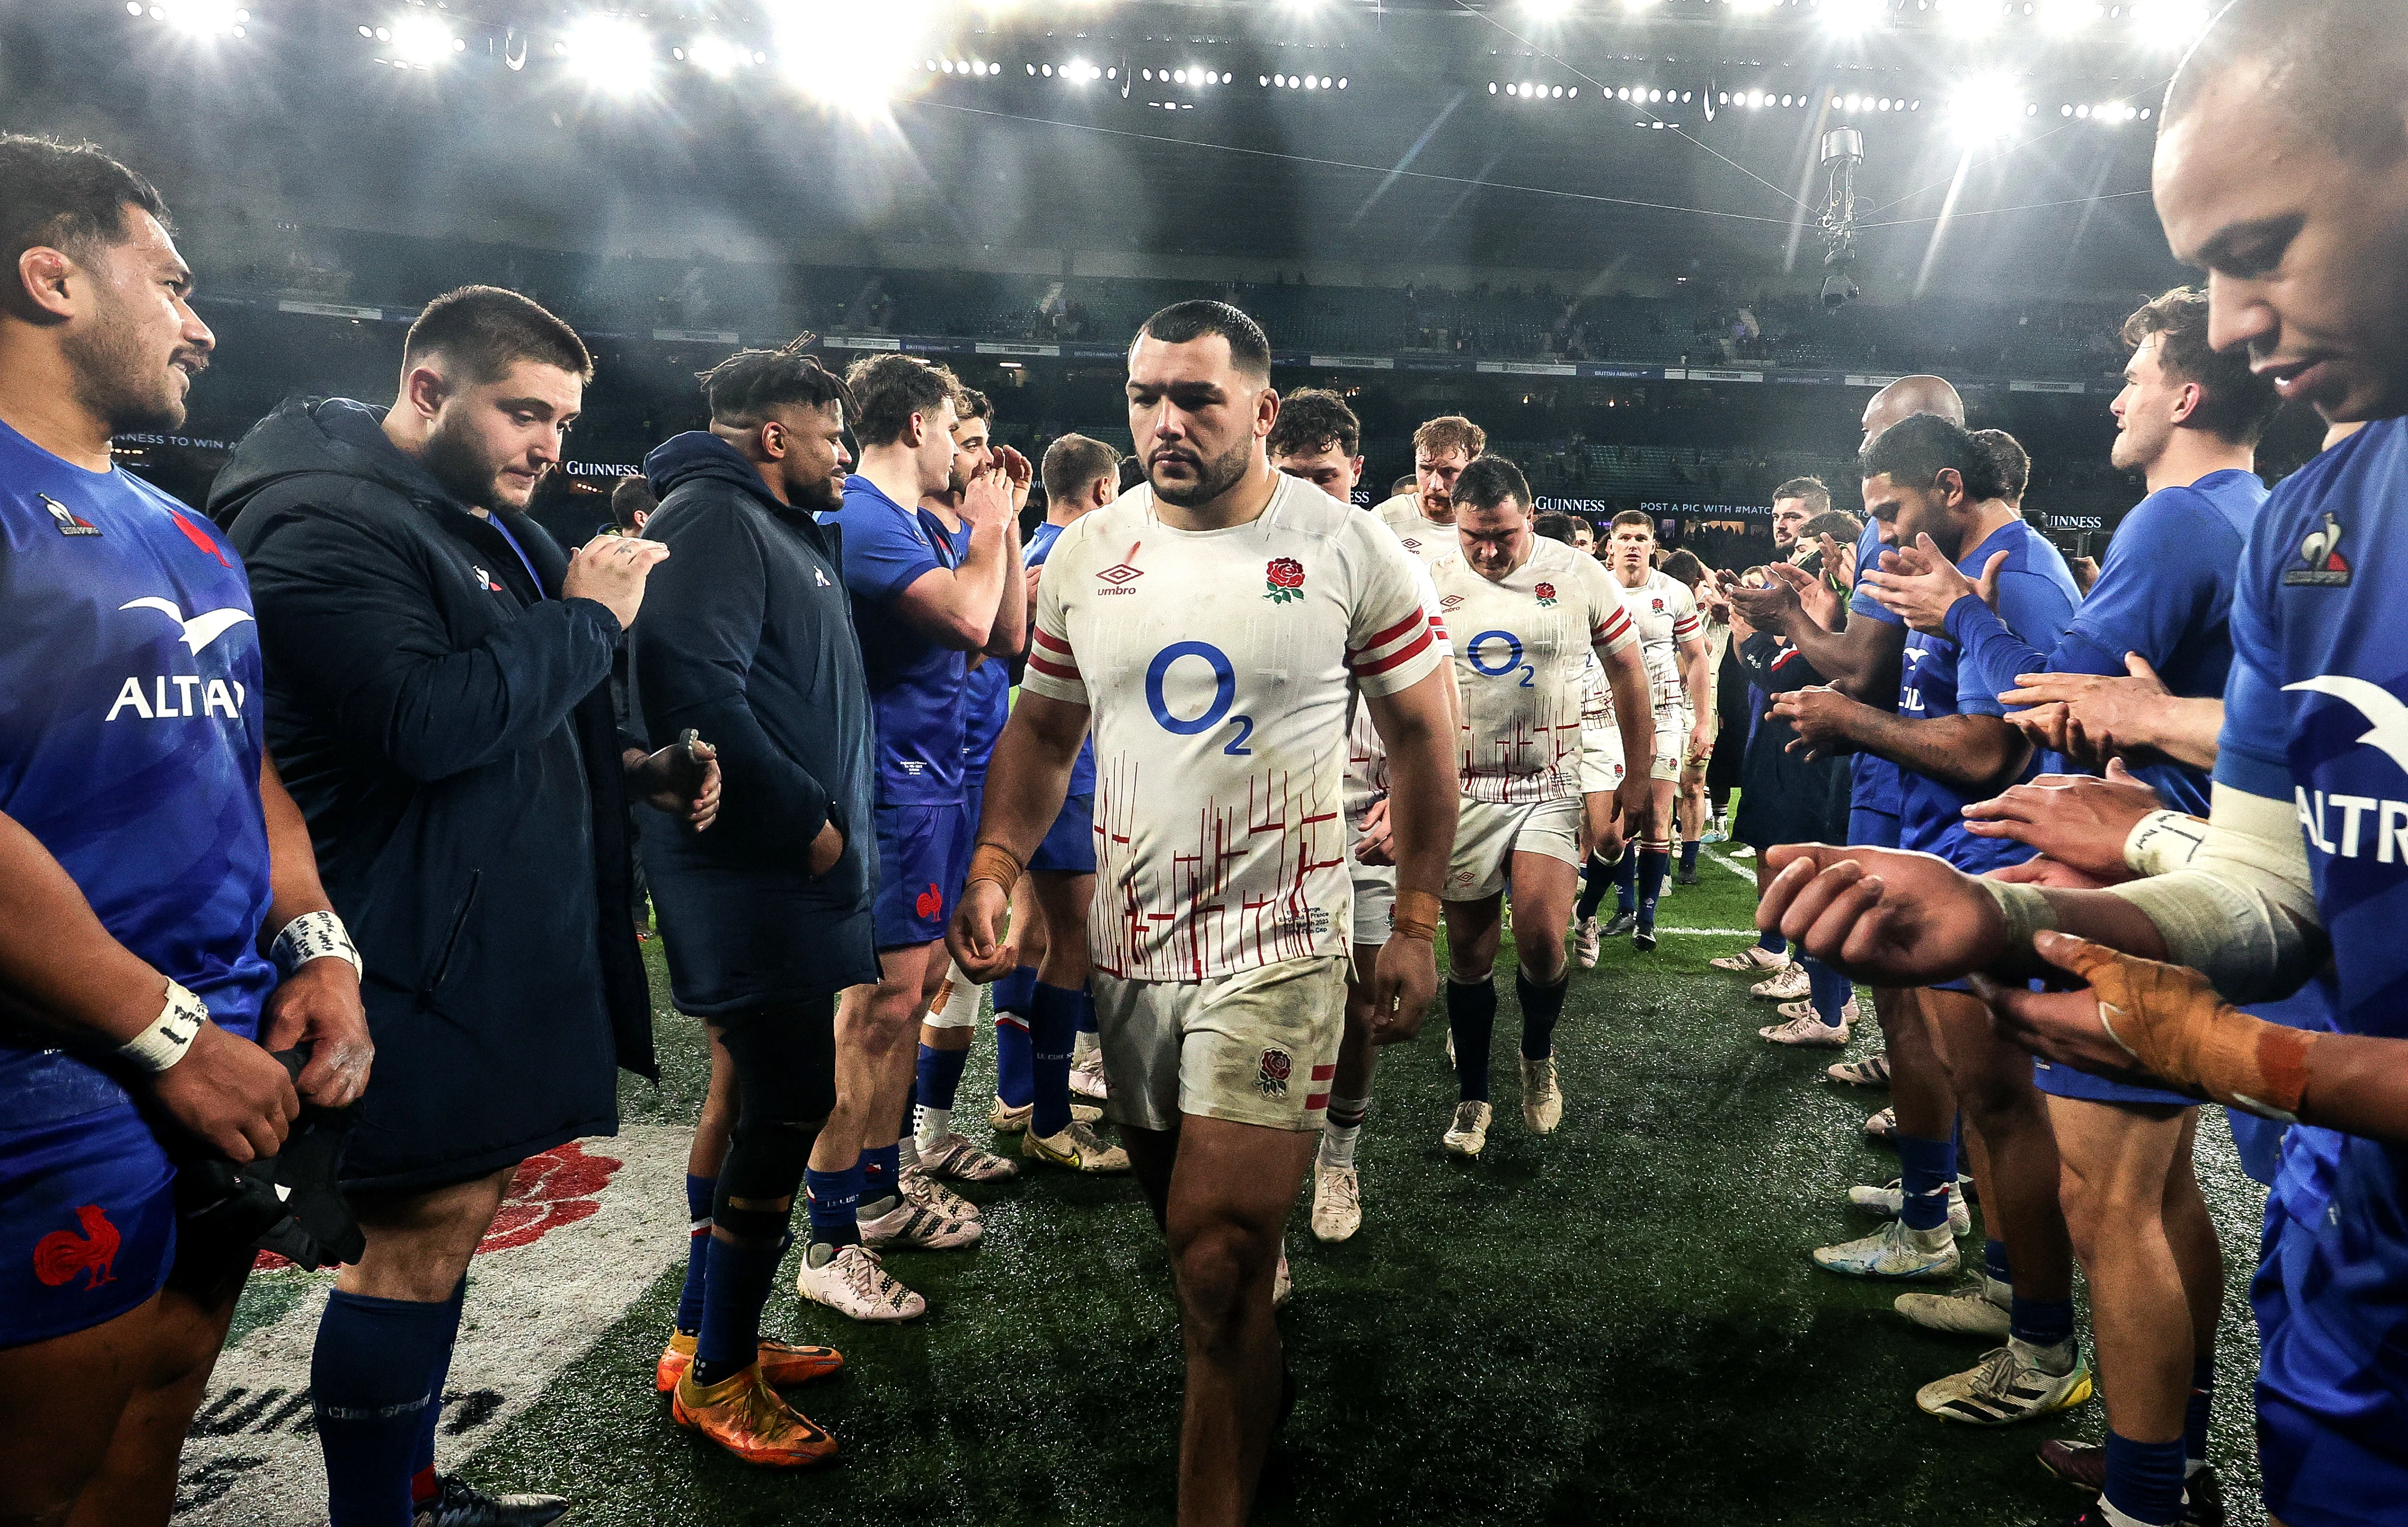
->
[1980, 880, 2061, 954]
[1391, 888, 1442, 941]
[273, 909, 362, 982]
[119, 980, 211, 1074]
[2050, 935, 2316, 1121]
[966, 842, 1025, 896]
[2125, 811, 2211, 878]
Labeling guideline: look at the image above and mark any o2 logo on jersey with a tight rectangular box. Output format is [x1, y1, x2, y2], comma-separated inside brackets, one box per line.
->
[1466, 630, 1536, 689]
[1146, 640, 1254, 755]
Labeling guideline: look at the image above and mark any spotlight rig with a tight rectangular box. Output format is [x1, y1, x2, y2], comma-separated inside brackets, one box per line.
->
[1817, 125, 1863, 309]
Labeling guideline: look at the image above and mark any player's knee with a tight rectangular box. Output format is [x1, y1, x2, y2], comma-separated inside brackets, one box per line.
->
[1169, 1218, 1275, 1335]
[1512, 923, 1564, 973]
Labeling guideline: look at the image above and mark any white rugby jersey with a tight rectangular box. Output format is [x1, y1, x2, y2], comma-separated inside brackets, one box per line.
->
[1373, 493, 1459, 568]
[1613, 568, 1703, 711]
[1430, 537, 1636, 803]
[1023, 473, 1443, 980]
[1345, 537, 1451, 815]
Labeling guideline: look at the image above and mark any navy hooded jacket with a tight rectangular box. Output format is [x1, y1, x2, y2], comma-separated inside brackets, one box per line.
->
[631, 431, 879, 1014]
[210, 397, 652, 1192]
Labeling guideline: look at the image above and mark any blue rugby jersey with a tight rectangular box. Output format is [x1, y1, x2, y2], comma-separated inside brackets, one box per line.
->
[1950, 469, 2268, 815]
[2217, 414, 2408, 1470]
[1894, 516, 2079, 871]
[1024, 517, 1097, 795]
[824, 477, 968, 807]
[931, 511, 1012, 782]
[1846, 518, 1905, 821]
[0, 419, 275, 1126]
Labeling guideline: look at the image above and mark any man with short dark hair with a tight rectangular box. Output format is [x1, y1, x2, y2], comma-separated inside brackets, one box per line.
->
[610, 473, 656, 535]
[631, 338, 867, 1467]
[1769, 413, 2090, 1431]
[951, 301, 1457, 1524]
[1770, 475, 1830, 560]
[1375, 413, 1487, 563]
[1431, 456, 1653, 1157]
[1859, 285, 2281, 1526]
[218, 284, 717, 1527]
[972, 433, 1122, 1150]
[802, 353, 1012, 1322]
[0, 134, 369, 1527]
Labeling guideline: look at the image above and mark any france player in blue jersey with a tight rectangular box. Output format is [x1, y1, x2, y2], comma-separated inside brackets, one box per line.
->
[1865, 288, 2287, 1526]
[1773, 413, 2093, 1427]
[908, 387, 1054, 1186]
[802, 355, 1020, 1319]
[0, 138, 369, 1527]
[971, 436, 1121, 1158]
[1759, 12, 2408, 1516]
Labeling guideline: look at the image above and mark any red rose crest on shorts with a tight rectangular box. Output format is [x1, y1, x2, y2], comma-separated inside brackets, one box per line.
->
[1264, 557, 1306, 604]
[1534, 581, 1558, 607]
[1256, 1046, 1293, 1097]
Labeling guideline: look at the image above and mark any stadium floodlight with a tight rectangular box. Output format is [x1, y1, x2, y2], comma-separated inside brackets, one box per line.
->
[2036, 0, 2097, 34]
[391, 12, 459, 64]
[1818, 0, 1885, 34]
[157, 0, 247, 36]
[1937, 0, 2000, 34]
[2130, 0, 2210, 47]
[778, 1, 932, 117]
[1948, 72, 2024, 143]
[565, 15, 654, 92]
[685, 34, 747, 74]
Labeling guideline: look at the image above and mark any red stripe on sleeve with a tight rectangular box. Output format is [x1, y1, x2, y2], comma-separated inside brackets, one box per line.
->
[1349, 606, 1425, 658]
[1033, 627, 1074, 656]
[1349, 625, 1433, 678]
[1028, 654, 1081, 681]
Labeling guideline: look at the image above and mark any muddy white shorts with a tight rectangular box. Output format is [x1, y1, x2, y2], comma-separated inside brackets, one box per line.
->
[1088, 955, 1348, 1134]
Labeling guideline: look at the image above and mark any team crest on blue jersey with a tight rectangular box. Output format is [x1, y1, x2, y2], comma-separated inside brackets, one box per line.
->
[2283, 511, 2351, 587]
[39, 493, 99, 537]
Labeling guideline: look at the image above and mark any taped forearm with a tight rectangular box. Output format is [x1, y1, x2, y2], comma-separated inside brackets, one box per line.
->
[2106, 784, 2326, 1004]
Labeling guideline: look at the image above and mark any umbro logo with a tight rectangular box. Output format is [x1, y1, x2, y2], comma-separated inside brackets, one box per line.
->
[41, 493, 100, 537]
[1440, 594, 1466, 610]
[1096, 541, 1144, 596]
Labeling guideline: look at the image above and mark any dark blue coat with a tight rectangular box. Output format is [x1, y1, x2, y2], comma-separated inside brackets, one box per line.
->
[212, 398, 652, 1192]
[631, 433, 879, 1015]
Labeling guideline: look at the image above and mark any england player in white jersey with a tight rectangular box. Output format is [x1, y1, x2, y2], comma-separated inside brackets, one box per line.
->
[1576, 511, 1712, 954]
[1427, 458, 1655, 1158]
[949, 303, 1455, 1525]
[1267, 388, 1458, 1243]
[1372, 414, 1485, 566]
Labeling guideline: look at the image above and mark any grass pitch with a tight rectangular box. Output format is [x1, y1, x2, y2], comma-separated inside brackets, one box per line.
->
[410, 851, 2269, 1525]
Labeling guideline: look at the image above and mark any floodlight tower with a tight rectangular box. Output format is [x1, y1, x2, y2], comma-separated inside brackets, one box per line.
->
[1818, 126, 1863, 308]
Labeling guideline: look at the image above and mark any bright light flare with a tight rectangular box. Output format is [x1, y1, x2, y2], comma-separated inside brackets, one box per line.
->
[391, 14, 461, 65]
[778, 1, 932, 119]
[565, 15, 656, 93]
[685, 34, 747, 74]
[1731, 0, 1778, 12]
[157, 0, 247, 36]
[1522, 0, 1576, 18]
[2037, 0, 2098, 35]
[1948, 73, 2025, 144]
[1936, 0, 1999, 36]
[2131, 0, 2211, 47]
[1817, 0, 1886, 35]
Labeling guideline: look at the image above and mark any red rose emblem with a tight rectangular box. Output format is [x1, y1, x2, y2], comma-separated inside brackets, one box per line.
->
[254, 1141, 626, 1271]
[1256, 1047, 1294, 1096]
[1264, 557, 1307, 604]
[1534, 582, 1556, 599]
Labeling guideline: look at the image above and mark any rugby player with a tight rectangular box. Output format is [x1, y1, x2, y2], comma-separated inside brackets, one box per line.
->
[805, 355, 1012, 1320]
[950, 302, 1457, 1526]
[1861, 290, 2279, 1525]
[632, 341, 865, 1466]
[0, 135, 368, 1527]
[1769, 414, 2090, 1429]
[222, 283, 716, 1527]
[1583, 511, 1711, 952]
[979, 433, 1125, 1150]
[911, 388, 1051, 1186]
[1267, 388, 1457, 1242]
[1430, 458, 1653, 1157]
[1374, 414, 1483, 564]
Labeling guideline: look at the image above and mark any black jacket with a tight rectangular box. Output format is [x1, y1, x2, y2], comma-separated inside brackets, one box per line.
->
[211, 397, 653, 1193]
[1733, 630, 1852, 851]
[631, 433, 879, 1015]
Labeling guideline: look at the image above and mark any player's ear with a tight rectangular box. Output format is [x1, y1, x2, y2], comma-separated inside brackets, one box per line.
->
[400, 361, 449, 423]
[1256, 385, 1280, 437]
[2167, 380, 2203, 427]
